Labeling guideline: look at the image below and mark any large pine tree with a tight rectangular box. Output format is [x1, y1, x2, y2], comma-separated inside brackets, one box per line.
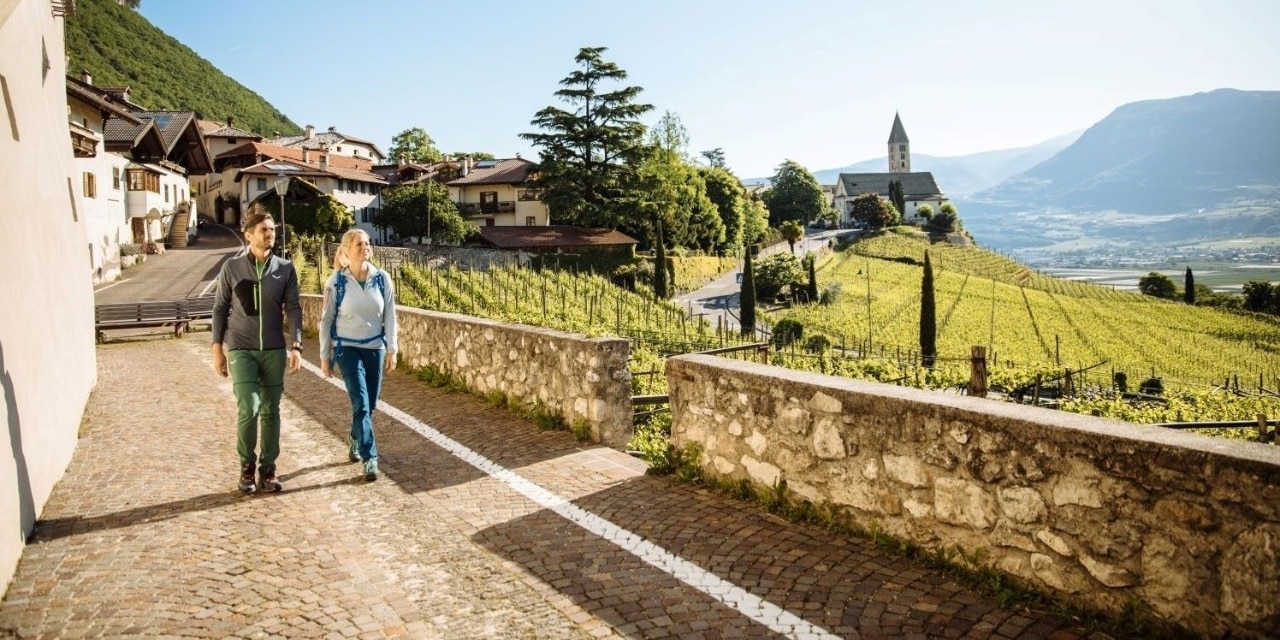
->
[521, 47, 653, 230]
[919, 251, 937, 368]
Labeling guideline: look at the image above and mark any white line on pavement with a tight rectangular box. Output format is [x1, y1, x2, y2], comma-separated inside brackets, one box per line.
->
[298, 358, 839, 640]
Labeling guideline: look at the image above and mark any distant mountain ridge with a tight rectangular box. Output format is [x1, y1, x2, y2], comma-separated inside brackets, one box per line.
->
[65, 0, 301, 137]
[747, 131, 1081, 196]
[961, 89, 1280, 251]
[970, 89, 1280, 212]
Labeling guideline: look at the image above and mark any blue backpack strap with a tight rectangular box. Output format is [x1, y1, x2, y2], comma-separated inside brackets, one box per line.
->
[330, 269, 388, 353]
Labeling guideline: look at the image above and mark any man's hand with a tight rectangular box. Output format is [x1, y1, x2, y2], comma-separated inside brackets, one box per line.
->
[385, 351, 397, 373]
[287, 349, 301, 374]
[212, 344, 228, 378]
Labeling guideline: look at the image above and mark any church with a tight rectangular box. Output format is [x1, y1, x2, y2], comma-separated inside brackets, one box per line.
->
[832, 113, 950, 226]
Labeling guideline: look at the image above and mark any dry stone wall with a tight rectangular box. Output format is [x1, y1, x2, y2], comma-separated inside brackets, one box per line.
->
[667, 354, 1280, 638]
[301, 295, 633, 447]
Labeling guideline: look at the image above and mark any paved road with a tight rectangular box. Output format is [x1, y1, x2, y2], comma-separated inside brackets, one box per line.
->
[93, 222, 244, 304]
[673, 229, 853, 336]
[0, 337, 1106, 639]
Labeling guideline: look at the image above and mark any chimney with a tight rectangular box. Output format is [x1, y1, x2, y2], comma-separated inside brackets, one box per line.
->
[305, 124, 315, 140]
[302, 149, 311, 163]
[80, 69, 92, 85]
[398, 155, 406, 167]
[328, 126, 337, 132]
[273, 130, 280, 137]
[226, 115, 234, 128]
[461, 157, 470, 177]
[515, 152, 521, 159]
[320, 154, 329, 171]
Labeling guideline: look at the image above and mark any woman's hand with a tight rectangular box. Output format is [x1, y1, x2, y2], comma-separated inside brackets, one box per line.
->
[321, 360, 333, 378]
[385, 351, 397, 373]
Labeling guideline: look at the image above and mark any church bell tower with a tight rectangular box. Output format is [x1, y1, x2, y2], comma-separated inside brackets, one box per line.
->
[888, 112, 910, 173]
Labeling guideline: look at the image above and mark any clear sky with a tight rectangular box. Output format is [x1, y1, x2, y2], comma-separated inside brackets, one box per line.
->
[137, 0, 1279, 179]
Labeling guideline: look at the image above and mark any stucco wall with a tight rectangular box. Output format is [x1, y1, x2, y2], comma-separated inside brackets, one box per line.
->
[301, 296, 633, 447]
[667, 354, 1280, 638]
[0, 0, 98, 591]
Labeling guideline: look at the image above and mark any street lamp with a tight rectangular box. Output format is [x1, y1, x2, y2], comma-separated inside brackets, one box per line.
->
[273, 172, 290, 256]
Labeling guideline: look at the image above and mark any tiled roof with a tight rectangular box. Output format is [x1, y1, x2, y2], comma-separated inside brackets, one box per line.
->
[217, 142, 373, 171]
[837, 172, 942, 198]
[65, 76, 143, 124]
[477, 226, 637, 249]
[103, 118, 162, 148]
[263, 129, 385, 157]
[233, 152, 386, 185]
[130, 111, 196, 151]
[447, 158, 537, 186]
[204, 124, 261, 140]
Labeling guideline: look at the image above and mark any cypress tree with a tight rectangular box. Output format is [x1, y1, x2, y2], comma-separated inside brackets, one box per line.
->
[653, 220, 669, 299]
[889, 179, 906, 218]
[1184, 266, 1195, 305]
[919, 251, 937, 368]
[740, 244, 757, 337]
[806, 253, 819, 303]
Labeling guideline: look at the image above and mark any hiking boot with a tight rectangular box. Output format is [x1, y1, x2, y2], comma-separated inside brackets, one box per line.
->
[259, 465, 283, 493]
[363, 458, 379, 482]
[238, 462, 257, 493]
[348, 436, 359, 463]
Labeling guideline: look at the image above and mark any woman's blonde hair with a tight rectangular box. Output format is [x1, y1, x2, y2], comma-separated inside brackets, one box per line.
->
[332, 228, 371, 270]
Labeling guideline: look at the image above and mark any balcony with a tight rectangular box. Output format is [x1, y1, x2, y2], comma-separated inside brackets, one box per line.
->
[458, 201, 516, 215]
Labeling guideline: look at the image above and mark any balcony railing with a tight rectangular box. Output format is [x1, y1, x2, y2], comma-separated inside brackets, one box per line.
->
[458, 201, 517, 215]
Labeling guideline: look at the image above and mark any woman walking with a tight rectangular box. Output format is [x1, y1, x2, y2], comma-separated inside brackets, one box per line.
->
[319, 229, 398, 481]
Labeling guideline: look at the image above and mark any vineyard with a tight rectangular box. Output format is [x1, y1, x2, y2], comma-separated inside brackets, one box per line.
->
[292, 236, 1280, 437]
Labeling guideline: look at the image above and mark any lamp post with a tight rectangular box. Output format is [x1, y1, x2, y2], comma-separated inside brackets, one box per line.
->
[273, 172, 291, 256]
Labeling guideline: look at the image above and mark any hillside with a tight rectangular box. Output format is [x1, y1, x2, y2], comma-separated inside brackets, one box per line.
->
[962, 89, 1280, 250]
[65, 0, 301, 136]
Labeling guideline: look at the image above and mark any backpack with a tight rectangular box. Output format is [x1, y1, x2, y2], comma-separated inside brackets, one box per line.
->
[329, 268, 388, 354]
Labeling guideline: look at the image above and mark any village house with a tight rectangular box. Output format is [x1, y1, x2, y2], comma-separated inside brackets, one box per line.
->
[264, 125, 385, 165]
[66, 72, 142, 284]
[832, 113, 950, 225]
[447, 157, 549, 227]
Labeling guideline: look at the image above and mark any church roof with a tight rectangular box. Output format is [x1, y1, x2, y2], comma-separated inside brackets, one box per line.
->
[888, 112, 909, 144]
[837, 172, 941, 198]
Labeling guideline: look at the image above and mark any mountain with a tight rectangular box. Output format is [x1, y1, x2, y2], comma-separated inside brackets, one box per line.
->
[65, 0, 301, 137]
[961, 89, 1280, 251]
[748, 131, 1081, 196]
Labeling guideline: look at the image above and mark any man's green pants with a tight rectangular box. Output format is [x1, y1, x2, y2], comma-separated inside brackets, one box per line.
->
[228, 349, 286, 469]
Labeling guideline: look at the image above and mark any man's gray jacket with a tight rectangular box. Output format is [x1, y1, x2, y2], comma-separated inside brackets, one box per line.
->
[212, 251, 303, 351]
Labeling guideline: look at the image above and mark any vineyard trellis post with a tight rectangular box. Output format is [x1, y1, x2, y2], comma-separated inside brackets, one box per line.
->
[968, 346, 988, 398]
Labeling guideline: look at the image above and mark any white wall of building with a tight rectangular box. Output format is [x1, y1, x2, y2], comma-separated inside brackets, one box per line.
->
[0, 0, 98, 591]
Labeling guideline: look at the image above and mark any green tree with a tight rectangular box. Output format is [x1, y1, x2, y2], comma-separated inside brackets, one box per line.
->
[1242, 281, 1274, 312]
[699, 166, 746, 252]
[927, 202, 960, 232]
[1184, 267, 1196, 305]
[754, 253, 805, 300]
[771, 319, 804, 348]
[915, 204, 934, 219]
[653, 219, 669, 299]
[849, 193, 897, 229]
[376, 182, 469, 244]
[388, 127, 443, 164]
[779, 220, 804, 254]
[920, 251, 937, 368]
[762, 160, 824, 226]
[741, 194, 769, 244]
[634, 147, 723, 251]
[450, 151, 495, 161]
[650, 111, 690, 160]
[521, 47, 653, 229]
[888, 179, 906, 218]
[700, 148, 726, 168]
[313, 195, 355, 240]
[1138, 272, 1178, 300]
[805, 253, 819, 304]
[740, 246, 757, 337]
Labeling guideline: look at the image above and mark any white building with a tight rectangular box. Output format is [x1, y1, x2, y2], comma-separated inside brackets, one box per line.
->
[0, 0, 99, 591]
[833, 114, 950, 225]
[264, 125, 385, 165]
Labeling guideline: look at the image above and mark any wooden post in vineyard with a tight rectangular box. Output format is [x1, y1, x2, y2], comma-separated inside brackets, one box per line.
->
[968, 346, 988, 398]
[1064, 368, 1074, 398]
[1257, 414, 1268, 442]
[1032, 375, 1042, 405]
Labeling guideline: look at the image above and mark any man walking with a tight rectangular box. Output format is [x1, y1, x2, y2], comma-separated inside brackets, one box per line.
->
[211, 212, 303, 493]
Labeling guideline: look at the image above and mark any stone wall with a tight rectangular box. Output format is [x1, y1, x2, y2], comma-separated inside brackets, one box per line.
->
[667, 354, 1280, 638]
[301, 296, 633, 447]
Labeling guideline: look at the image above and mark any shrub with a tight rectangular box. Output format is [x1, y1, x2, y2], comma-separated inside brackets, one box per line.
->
[771, 318, 804, 348]
[120, 243, 142, 257]
[1138, 377, 1164, 395]
[754, 253, 805, 300]
[819, 283, 842, 305]
[804, 333, 832, 353]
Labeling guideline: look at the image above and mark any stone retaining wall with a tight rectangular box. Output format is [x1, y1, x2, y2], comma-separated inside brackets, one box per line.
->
[667, 354, 1280, 638]
[302, 295, 633, 448]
